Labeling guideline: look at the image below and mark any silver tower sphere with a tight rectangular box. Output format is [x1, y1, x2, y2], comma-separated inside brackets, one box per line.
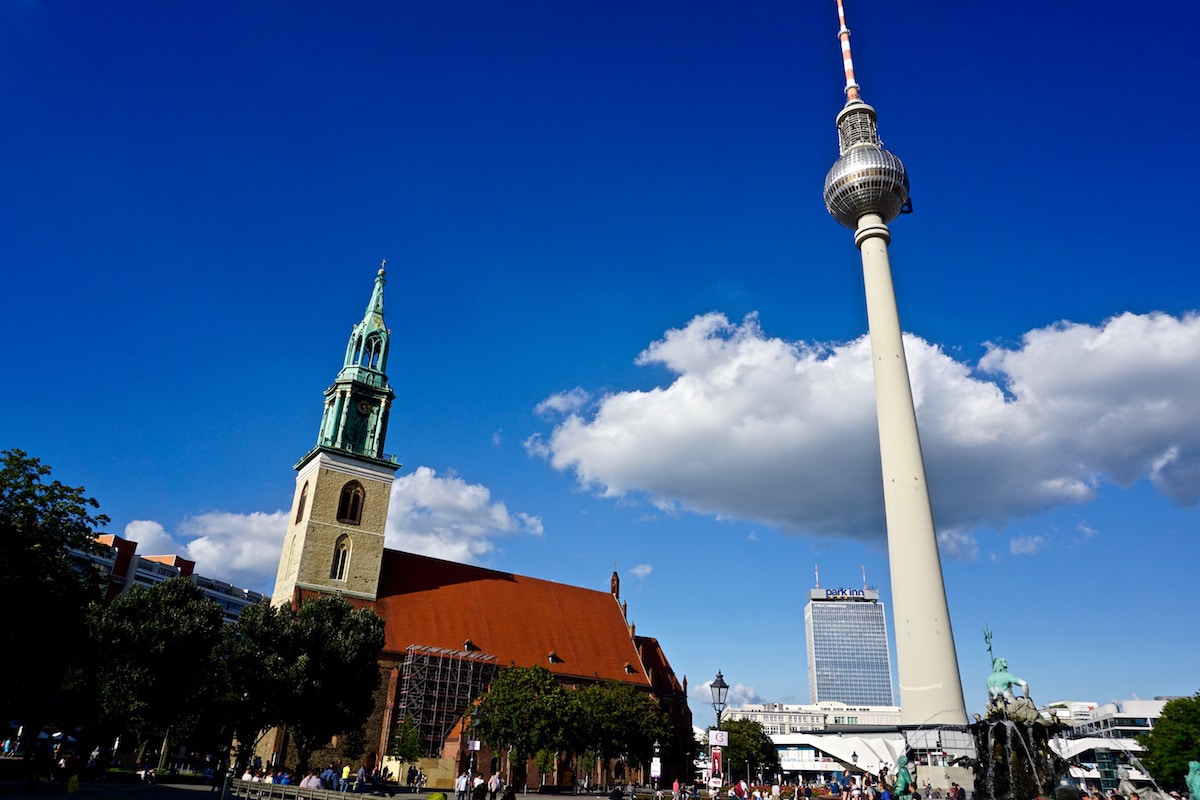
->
[823, 102, 909, 229]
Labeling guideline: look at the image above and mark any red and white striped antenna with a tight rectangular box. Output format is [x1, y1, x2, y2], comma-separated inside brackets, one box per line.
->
[836, 0, 861, 102]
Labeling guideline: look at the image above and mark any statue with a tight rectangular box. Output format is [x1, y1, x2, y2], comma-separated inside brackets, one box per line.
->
[983, 627, 1035, 720]
[971, 627, 1068, 800]
[1186, 760, 1200, 800]
[986, 656, 1029, 703]
[893, 756, 914, 800]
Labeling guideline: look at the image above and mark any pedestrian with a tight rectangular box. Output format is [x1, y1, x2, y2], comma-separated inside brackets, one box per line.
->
[456, 771, 470, 800]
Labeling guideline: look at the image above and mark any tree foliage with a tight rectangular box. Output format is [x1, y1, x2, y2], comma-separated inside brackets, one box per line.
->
[388, 716, 422, 764]
[476, 667, 673, 787]
[716, 718, 780, 783]
[574, 681, 670, 765]
[0, 449, 108, 743]
[282, 596, 386, 771]
[476, 665, 571, 765]
[1137, 692, 1200, 791]
[214, 600, 294, 760]
[92, 577, 226, 756]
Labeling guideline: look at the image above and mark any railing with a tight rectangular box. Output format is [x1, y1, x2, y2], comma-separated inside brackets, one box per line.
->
[228, 779, 394, 800]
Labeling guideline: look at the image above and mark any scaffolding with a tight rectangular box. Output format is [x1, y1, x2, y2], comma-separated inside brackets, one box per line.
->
[395, 645, 499, 758]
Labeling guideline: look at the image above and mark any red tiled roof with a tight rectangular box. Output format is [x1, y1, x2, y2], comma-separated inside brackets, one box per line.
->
[366, 550, 651, 687]
[634, 635, 685, 696]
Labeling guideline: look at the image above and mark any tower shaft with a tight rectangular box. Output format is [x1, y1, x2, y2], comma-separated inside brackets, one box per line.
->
[856, 213, 966, 725]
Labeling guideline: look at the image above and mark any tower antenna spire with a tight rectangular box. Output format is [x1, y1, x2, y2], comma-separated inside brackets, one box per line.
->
[836, 0, 861, 102]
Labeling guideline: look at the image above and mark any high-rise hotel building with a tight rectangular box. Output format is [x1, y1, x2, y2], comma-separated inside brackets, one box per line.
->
[805, 587, 895, 706]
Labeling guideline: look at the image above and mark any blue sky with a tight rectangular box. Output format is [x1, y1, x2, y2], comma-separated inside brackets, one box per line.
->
[4, 0, 1199, 723]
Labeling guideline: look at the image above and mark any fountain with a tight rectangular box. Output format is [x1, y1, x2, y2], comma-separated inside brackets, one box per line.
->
[968, 628, 1068, 800]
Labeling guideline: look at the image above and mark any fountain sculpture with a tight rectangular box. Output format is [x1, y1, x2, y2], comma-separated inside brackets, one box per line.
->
[969, 628, 1068, 800]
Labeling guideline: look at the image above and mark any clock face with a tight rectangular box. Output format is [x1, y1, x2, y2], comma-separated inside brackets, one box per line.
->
[357, 400, 372, 414]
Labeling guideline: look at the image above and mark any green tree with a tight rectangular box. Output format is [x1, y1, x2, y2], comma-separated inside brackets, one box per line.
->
[93, 577, 226, 761]
[281, 596, 386, 771]
[388, 716, 422, 764]
[476, 665, 572, 787]
[1137, 692, 1200, 792]
[574, 681, 670, 781]
[718, 718, 779, 784]
[213, 600, 294, 762]
[0, 449, 108, 756]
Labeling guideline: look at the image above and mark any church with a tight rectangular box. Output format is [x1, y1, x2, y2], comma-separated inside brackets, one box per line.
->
[267, 266, 691, 787]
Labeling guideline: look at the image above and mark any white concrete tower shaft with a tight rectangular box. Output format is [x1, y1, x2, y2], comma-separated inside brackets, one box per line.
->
[822, 0, 967, 726]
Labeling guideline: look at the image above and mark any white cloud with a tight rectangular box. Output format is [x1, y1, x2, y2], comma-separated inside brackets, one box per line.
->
[630, 563, 652, 579]
[692, 678, 763, 711]
[385, 466, 543, 563]
[117, 467, 540, 591]
[535, 310, 1200, 558]
[124, 512, 288, 592]
[535, 387, 591, 418]
[1009, 535, 1046, 556]
[1077, 522, 1098, 538]
[178, 511, 289, 589]
[937, 528, 979, 561]
[123, 519, 182, 556]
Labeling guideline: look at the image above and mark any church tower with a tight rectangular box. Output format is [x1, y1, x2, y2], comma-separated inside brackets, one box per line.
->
[272, 265, 400, 605]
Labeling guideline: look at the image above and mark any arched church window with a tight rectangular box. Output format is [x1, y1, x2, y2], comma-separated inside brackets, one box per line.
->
[337, 481, 365, 525]
[295, 482, 309, 524]
[330, 534, 350, 581]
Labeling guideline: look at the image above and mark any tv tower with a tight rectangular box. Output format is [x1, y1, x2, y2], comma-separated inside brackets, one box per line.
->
[822, 0, 967, 726]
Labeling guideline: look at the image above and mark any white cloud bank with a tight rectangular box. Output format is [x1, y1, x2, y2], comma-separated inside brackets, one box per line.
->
[530, 310, 1200, 555]
[123, 513, 288, 591]
[124, 466, 540, 592]
[384, 466, 543, 562]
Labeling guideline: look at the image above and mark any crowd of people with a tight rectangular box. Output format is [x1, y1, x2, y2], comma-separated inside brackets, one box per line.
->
[238, 762, 395, 793]
[452, 769, 516, 800]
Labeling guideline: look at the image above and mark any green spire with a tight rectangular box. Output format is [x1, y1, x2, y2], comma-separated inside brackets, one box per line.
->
[339, 265, 390, 382]
[312, 263, 397, 464]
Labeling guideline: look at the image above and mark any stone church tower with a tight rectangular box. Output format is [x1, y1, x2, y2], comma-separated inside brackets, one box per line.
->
[272, 266, 400, 605]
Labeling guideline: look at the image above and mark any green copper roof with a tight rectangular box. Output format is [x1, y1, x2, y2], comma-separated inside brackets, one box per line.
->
[338, 266, 391, 384]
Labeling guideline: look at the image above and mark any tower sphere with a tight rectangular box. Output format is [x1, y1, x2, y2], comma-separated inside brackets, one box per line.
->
[823, 145, 909, 229]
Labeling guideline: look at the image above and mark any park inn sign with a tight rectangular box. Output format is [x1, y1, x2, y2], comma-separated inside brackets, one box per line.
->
[808, 588, 880, 601]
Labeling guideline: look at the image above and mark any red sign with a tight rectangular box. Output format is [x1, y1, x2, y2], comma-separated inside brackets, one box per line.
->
[712, 746, 723, 778]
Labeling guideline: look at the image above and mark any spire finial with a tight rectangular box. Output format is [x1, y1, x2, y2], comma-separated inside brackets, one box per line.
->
[836, 0, 861, 102]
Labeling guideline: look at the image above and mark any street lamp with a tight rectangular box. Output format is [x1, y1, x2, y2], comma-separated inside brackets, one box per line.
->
[710, 671, 730, 791]
[710, 671, 729, 729]
[653, 740, 661, 795]
[468, 706, 481, 778]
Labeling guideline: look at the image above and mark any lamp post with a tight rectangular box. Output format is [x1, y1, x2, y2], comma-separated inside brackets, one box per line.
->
[653, 740, 661, 795]
[710, 671, 729, 730]
[467, 706, 481, 779]
[710, 671, 729, 791]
